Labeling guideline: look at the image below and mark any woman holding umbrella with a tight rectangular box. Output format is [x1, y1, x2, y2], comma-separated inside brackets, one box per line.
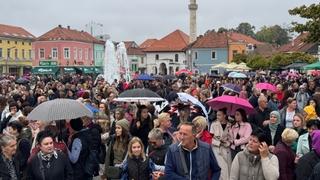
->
[230, 108, 252, 159]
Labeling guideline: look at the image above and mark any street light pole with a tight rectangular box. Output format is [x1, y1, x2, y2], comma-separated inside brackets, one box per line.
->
[6, 46, 16, 74]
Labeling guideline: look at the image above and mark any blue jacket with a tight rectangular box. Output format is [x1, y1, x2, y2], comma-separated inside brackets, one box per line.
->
[165, 140, 221, 180]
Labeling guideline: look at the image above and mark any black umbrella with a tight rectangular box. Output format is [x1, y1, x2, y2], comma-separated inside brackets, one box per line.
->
[163, 75, 176, 81]
[15, 77, 29, 84]
[114, 88, 165, 103]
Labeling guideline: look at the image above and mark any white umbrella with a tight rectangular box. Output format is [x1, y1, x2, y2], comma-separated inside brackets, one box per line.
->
[177, 92, 209, 121]
[27, 98, 93, 121]
[114, 88, 165, 103]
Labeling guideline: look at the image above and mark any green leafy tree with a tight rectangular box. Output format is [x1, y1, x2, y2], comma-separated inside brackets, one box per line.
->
[236, 22, 256, 37]
[217, 27, 229, 33]
[232, 53, 248, 63]
[256, 25, 290, 45]
[289, 3, 320, 42]
[247, 55, 269, 69]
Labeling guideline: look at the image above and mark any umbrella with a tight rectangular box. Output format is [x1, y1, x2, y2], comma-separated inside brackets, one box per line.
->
[221, 83, 241, 93]
[114, 88, 165, 103]
[255, 83, 276, 92]
[177, 92, 208, 120]
[27, 98, 93, 121]
[228, 72, 247, 78]
[85, 104, 100, 114]
[152, 75, 163, 80]
[175, 69, 192, 76]
[207, 95, 255, 115]
[163, 75, 176, 81]
[283, 62, 308, 70]
[135, 74, 154, 81]
[15, 77, 30, 84]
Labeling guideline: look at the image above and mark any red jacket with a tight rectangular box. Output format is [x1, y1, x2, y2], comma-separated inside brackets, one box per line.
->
[199, 130, 212, 145]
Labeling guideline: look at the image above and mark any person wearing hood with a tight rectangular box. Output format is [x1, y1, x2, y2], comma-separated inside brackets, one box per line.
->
[263, 111, 285, 153]
[295, 130, 320, 180]
[230, 129, 279, 180]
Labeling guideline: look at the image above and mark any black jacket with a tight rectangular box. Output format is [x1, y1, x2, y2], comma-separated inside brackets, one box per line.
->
[295, 150, 320, 180]
[263, 124, 285, 146]
[0, 154, 20, 180]
[27, 151, 73, 180]
[249, 107, 271, 130]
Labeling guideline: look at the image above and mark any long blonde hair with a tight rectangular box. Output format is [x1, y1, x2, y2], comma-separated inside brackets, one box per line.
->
[127, 137, 146, 161]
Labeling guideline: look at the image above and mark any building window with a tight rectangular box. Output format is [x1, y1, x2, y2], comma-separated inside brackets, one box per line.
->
[0, 40, 2, 43]
[39, 48, 45, 59]
[211, 51, 216, 60]
[64, 48, 70, 59]
[15, 41, 17, 45]
[195, 52, 198, 59]
[52, 48, 58, 59]
[175, 54, 179, 62]
[29, 50, 32, 59]
[73, 48, 77, 60]
[0, 48, 2, 58]
[29, 42, 31, 46]
[79, 49, 82, 60]
[155, 54, 159, 60]
[7, 41, 10, 44]
[85, 49, 88, 60]
[141, 57, 144, 64]
[14, 49, 18, 59]
[232, 50, 238, 56]
[22, 49, 25, 59]
[22, 42, 24, 45]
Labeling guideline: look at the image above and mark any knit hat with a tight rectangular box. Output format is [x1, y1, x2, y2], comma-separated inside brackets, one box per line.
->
[70, 118, 83, 131]
[312, 130, 320, 155]
[116, 119, 129, 132]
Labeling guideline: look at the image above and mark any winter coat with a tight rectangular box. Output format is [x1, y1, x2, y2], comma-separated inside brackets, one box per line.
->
[165, 140, 221, 180]
[210, 121, 232, 180]
[309, 161, 320, 180]
[273, 140, 296, 180]
[279, 106, 301, 128]
[199, 130, 212, 145]
[0, 154, 21, 180]
[295, 150, 320, 180]
[263, 124, 285, 146]
[27, 151, 73, 180]
[248, 107, 271, 130]
[121, 157, 155, 180]
[230, 122, 252, 151]
[230, 148, 279, 180]
[296, 132, 311, 157]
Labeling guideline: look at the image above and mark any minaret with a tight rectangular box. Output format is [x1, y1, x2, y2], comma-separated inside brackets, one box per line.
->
[189, 0, 198, 43]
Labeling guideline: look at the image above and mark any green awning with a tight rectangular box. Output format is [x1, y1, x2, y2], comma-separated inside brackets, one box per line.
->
[95, 67, 103, 74]
[63, 67, 76, 73]
[32, 67, 59, 74]
[304, 61, 320, 70]
[80, 67, 95, 74]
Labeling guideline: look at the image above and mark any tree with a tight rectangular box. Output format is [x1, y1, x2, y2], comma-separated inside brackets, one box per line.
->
[217, 27, 229, 33]
[289, 3, 320, 42]
[255, 25, 290, 45]
[232, 53, 248, 64]
[236, 22, 256, 37]
[246, 55, 269, 69]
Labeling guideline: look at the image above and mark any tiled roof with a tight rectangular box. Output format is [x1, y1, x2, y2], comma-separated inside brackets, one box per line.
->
[228, 32, 264, 45]
[144, 30, 189, 52]
[140, 39, 158, 49]
[253, 44, 277, 57]
[123, 41, 145, 55]
[37, 25, 103, 44]
[0, 24, 35, 40]
[192, 32, 228, 48]
[278, 32, 317, 53]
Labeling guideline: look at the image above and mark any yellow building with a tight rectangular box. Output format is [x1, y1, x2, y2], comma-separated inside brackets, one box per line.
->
[0, 24, 35, 76]
[228, 42, 246, 63]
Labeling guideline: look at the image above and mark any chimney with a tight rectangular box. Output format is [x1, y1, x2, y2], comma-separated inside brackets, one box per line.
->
[67, 26, 70, 30]
[58, 25, 62, 28]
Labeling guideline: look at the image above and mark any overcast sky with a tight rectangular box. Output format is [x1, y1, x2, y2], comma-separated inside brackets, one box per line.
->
[1, 0, 317, 44]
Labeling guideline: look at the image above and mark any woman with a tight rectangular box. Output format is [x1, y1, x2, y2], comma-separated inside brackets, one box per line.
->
[130, 105, 153, 149]
[27, 130, 73, 180]
[263, 111, 285, 153]
[121, 137, 162, 180]
[99, 102, 111, 121]
[280, 97, 301, 128]
[154, 112, 174, 145]
[296, 119, 320, 157]
[0, 134, 20, 180]
[304, 99, 318, 121]
[192, 116, 212, 144]
[273, 128, 299, 180]
[104, 119, 130, 180]
[109, 107, 125, 136]
[230, 129, 279, 180]
[210, 108, 232, 180]
[230, 108, 252, 159]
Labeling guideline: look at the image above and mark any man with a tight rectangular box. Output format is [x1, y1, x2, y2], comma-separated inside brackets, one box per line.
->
[147, 128, 169, 166]
[249, 95, 271, 130]
[295, 85, 310, 110]
[249, 88, 260, 108]
[165, 122, 221, 180]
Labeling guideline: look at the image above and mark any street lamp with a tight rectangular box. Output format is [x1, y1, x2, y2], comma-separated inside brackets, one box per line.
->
[6, 46, 16, 74]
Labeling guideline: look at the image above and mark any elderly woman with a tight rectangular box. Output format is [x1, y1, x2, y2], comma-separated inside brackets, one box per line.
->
[263, 111, 285, 153]
[154, 112, 174, 145]
[27, 130, 73, 180]
[0, 134, 20, 180]
[192, 116, 212, 144]
[230, 129, 279, 180]
[210, 108, 232, 180]
[280, 97, 301, 128]
[273, 128, 299, 180]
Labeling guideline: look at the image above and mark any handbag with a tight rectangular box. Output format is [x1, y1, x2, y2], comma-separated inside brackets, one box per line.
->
[105, 166, 122, 179]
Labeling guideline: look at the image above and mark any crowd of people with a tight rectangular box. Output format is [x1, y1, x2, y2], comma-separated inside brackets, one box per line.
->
[0, 71, 320, 180]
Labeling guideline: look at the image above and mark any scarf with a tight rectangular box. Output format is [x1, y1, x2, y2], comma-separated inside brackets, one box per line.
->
[269, 111, 280, 144]
[312, 130, 320, 156]
[1, 154, 18, 180]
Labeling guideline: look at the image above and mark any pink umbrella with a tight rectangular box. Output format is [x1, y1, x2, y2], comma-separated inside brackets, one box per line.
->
[175, 69, 192, 76]
[255, 83, 276, 92]
[207, 95, 255, 115]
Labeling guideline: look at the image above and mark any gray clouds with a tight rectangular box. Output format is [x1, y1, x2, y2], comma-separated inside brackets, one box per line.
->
[1, 0, 317, 43]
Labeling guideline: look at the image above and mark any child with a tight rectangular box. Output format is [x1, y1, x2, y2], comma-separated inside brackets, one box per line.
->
[121, 137, 164, 180]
